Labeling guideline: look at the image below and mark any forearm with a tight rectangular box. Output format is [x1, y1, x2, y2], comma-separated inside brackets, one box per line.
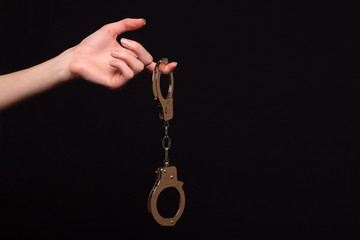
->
[0, 48, 74, 111]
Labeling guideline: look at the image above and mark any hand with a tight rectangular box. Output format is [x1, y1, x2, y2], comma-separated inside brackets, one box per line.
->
[68, 18, 177, 89]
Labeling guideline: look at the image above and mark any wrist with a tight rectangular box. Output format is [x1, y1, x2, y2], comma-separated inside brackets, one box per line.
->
[52, 47, 77, 83]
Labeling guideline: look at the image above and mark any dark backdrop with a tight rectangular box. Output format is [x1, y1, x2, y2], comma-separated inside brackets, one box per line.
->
[1, 1, 360, 239]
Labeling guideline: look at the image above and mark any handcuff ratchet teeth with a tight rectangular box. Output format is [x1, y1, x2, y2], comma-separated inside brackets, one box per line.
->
[148, 58, 185, 226]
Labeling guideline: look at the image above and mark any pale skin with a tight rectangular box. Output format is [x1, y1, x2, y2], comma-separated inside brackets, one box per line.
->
[0, 18, 177, 111]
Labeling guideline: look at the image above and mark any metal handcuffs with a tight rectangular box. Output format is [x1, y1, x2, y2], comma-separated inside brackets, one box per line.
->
[148, 58, 185, 226]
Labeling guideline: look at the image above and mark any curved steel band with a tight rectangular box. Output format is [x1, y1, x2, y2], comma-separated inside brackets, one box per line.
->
[152, 58, 174, 121]
[148, 166, 185, 226]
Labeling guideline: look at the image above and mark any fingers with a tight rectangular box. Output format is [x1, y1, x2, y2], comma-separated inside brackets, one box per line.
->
[110, 50, 145, 73]
[109, 50, 146, 87]
[120, 38, 178, 74]
[120, 38, 153, 66]
[145, 62, 178, 74]
[108, 18, 146, 36]
[108, 59, 134, 87]
[109, 19, 178, 75]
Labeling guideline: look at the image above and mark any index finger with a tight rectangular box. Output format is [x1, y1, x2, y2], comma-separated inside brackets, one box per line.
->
[120, 38, 154, 66]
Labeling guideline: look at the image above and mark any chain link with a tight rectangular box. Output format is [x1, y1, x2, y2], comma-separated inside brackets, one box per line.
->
[162, 120, 171, 167]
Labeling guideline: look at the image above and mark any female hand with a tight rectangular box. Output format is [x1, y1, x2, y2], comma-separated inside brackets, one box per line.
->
[69, 18, 177, 89]
[0, 18, 176, 110]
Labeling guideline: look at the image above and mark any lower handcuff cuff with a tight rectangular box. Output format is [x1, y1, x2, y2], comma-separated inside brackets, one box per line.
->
[147, 58, 185, 226]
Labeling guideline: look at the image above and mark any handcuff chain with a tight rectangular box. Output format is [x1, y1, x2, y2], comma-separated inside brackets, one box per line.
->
[162, 120, 171, 167]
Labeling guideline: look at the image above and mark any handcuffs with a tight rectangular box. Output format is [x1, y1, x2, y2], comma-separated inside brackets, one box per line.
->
[147, 58, 185, 226]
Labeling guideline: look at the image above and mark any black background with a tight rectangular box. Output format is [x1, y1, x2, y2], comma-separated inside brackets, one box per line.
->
[1, 1, 360, 239]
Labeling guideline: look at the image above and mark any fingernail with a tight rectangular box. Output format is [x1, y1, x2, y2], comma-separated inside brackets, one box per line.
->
[121, 38, 129, 46]
[142, 18, 146, 26]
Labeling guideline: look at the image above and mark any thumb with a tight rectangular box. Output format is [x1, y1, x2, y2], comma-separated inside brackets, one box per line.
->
[145, 62, 178, 74]
[110, 18, 146, 36]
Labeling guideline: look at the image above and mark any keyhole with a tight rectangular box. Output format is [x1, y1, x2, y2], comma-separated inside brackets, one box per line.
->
[157, 187, 180, 218]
